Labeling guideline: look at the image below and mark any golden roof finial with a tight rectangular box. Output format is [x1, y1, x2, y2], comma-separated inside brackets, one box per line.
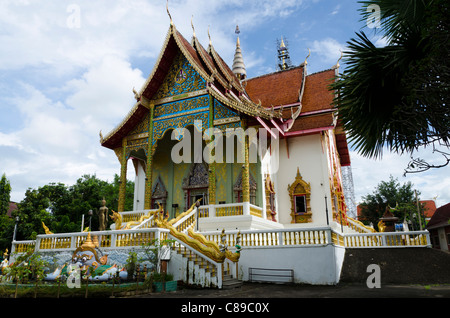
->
[280, 36, 286, 49]
[304, 48, 311, 65]
[332, 50, 343, 69]
[208, 25, 211, 46]
[166, 0, 173, 25]
[191, 15, 196, 37]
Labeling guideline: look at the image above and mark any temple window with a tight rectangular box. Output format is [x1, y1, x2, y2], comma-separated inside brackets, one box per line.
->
[288, 168, 312, 223]
[294, 195, 307, 214]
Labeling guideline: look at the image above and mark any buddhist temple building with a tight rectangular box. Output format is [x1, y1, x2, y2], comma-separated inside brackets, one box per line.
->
[99, 19, 351, 232]
[9, 13, 434, 289]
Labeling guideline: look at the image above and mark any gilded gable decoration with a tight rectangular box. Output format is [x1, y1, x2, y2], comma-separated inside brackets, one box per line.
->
[153, 53, 206, 100]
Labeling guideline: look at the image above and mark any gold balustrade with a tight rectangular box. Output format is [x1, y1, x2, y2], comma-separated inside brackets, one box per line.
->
[175, 213, 196, 233]
[121, 212, 146, 223]
[198, 207, 209, 218]
[115, 232, 156, 247]
[216, 205, 243, 217]
[249, 206, 263, 218]
[14, 242, 35, 253]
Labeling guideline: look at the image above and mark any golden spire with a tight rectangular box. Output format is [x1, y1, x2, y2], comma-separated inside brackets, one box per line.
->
[280, 36, 286, 49]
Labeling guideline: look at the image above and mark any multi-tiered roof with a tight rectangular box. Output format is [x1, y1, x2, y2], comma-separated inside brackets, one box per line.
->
[100, 20, 350, 166]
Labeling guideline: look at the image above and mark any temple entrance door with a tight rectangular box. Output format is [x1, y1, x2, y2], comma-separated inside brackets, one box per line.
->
[188, 188, 209, 207]
[182, 162, 209, 210]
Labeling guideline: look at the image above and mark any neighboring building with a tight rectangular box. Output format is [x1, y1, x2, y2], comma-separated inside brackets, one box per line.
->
[99, 21, 351, 231]
[422, 200, 437, 222]
[7, 202, 17, 218]
[357, 200, 437, 225]
[427, 203, 450, 252]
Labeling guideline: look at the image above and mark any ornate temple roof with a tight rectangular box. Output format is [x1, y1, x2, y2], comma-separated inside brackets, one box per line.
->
[101, 23, 278, 150]
[100, 20, 348, 166]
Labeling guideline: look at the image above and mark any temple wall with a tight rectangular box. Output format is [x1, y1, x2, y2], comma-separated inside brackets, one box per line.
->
[262, 133, 333, 227]
[238, 244, 346, 285]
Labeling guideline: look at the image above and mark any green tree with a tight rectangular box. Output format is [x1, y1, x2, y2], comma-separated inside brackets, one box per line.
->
[359, 176, 425, 231]
[10, 174, 134, 241]
[15, 188, 54, 241]
[0, 173, 11, 215]
[0, 174, 14, 252]
[332, 0, 449, 172]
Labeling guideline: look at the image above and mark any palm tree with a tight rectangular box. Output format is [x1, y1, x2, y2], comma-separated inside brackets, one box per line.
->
[332, 0, 449, 172]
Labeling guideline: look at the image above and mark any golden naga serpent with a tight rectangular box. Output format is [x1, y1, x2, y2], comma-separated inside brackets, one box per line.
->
[155, 200, 227, 263]
[120, 204, 165, 230]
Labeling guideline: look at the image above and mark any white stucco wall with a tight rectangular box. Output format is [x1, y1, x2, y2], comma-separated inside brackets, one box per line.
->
[237, 244, 345, 285]
[261, 133, 334, 227]
[133, 159, 146, 211]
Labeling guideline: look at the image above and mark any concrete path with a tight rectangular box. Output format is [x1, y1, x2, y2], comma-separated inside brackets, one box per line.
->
[131, 282, 450, 298]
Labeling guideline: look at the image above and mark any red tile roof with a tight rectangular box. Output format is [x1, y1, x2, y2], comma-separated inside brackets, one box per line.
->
[244, 68, 335, 113]
[245, 66, 304, 107]
[301, 69, 335, 113]
[422, 200, 437, 218]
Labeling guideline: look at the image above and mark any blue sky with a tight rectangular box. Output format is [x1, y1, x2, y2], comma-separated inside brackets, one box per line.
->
[0, 0, 449, 210]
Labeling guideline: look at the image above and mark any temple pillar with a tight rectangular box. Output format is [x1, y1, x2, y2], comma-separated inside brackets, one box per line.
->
[241, 118, 250, 203]
[145, 104, 155, 210]
[208, 95, 216, 205]
[118, 137, 128, 212]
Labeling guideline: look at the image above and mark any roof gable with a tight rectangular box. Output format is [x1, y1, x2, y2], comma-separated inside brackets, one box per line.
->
[139, 26, 210, 100]
[427, 203, 450, 229]
[152, 51, 206, 100]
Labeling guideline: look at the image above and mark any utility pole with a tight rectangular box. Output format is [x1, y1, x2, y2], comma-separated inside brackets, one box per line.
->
[415, 190, 423, 230]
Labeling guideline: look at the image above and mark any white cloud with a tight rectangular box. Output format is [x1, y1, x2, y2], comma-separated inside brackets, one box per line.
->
[350, 149, 450, 208]
[310, 37, 346, 65]
[2, 0, 449, 214]
[330, 4, 341, 15]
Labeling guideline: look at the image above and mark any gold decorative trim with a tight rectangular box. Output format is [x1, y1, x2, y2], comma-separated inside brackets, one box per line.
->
[153, 107, 209, 121]
[152, 89, 208, 105]
[214, 116, 240, 126]
[287, 168, 312, 223]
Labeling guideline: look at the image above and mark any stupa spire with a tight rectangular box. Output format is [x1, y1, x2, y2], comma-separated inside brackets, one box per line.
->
[232, 25, 246, 80]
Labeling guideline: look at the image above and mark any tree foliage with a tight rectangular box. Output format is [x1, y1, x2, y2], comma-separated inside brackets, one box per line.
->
[0, 174, 11, 216]
[7, 174, 134, 247]
[332, 0, 450, 171]
[0, 174, 14, 254]
[359, 176, 425, 231]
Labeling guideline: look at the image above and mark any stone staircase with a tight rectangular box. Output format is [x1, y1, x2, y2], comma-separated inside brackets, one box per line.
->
[222, 272, 243, 289]
[171, 240, 242, 289]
